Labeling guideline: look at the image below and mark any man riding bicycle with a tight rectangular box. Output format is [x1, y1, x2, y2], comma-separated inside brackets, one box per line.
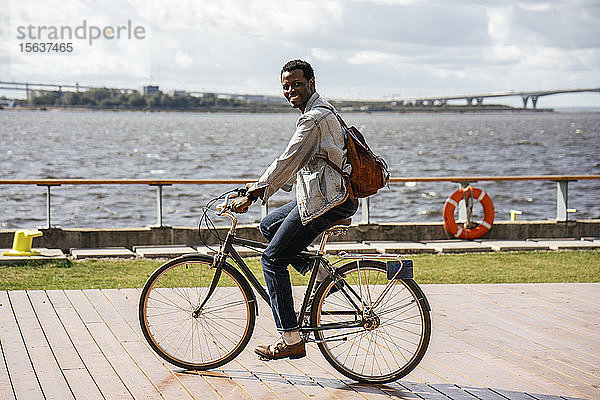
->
[231, 59, 357, 360]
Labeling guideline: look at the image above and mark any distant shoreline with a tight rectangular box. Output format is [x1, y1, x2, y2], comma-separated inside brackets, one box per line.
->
[2, 104, 555, 113]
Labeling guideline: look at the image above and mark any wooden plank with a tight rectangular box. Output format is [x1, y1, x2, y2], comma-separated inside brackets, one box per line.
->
[8, 290, 75, 399]
[428, 285, 599, 399]
[413, 352, 480, 389]
[64, 290, 164, 400]
[490, 387, 549, 400]
[0, 342, 15, 400]
[113, 287, 243, 400]
[27, 290, 104, 400]
[0, 291, 43, 399]
[46, 290, 133, 399]
[425, 335, 529, 393]
[494, 292, 600, 343]
[397, 382, 451, 400]
[459, 385, 521, 400]
[404, 364, 451, 385]
[432, 329, 552, 397]
[430, 284, 600, 367]
[370, 383, 423, 399]
[26, 290, 86, 370]
[428, 383, 481, 399]
[502, 283, 600, 324]
[83, 289, 196, 400]
[0, 292, 18, 400]
[450, 284, 600, 372]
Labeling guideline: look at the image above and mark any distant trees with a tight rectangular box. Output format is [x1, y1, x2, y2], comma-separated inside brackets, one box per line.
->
[27, 88, 250, 110]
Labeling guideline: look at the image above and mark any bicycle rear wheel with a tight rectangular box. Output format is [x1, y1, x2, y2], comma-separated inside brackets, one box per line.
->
[311, 260, 430, 383]
[139, 254, 256, 370]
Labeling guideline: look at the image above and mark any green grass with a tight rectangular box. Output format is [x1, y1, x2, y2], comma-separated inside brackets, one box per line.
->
[0, 251, 598, 290]
[411, 251, 599, 284]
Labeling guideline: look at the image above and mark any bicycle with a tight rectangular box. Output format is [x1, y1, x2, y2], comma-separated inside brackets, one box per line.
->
[139, 188, 431, 384]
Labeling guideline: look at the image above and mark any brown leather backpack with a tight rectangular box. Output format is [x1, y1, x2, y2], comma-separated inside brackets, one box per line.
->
[319, 106, 390, 198]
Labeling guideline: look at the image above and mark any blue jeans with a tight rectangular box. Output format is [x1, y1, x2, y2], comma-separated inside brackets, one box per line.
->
[259, 197, 358, 331]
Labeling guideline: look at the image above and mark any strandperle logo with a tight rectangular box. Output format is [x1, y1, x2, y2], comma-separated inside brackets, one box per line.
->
[16, 20, 146, 45]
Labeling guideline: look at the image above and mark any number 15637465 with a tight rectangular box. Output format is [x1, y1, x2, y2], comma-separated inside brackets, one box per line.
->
[19, 42, 73, 53]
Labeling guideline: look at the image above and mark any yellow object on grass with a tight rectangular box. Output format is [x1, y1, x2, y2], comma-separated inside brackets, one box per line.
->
[2, 230, 43, 256]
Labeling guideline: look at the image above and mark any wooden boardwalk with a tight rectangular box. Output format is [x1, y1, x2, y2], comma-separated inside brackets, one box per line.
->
[1, 283, 598, 400]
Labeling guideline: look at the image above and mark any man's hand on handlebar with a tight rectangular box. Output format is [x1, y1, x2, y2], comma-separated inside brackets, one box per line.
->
[229, 186, 265, 213]
[230, 196, 253, 213]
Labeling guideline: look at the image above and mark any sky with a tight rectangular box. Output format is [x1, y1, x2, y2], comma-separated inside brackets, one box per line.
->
[1, 0, 599, 107]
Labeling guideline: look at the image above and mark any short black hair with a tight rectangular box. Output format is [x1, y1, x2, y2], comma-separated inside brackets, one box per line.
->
[281, 59, 314, 81]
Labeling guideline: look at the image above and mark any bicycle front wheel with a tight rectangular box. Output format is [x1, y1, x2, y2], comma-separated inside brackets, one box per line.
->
[139, 254, 256, 370]
[311, 260, 431, 383]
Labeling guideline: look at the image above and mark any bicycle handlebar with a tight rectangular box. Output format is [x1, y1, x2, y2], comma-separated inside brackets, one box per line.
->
[215, 187, 248, 215]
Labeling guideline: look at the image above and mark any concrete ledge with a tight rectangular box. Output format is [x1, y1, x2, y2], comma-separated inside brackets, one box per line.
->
[477, 240, 551, 251]
[316, 242, 379, 255]
[422, 240, 494, 253]
[529, 239, 600, 250]
[582, 237, 600, 242]
[1, 220, 599, 252]
[133, 245, 197, 258]
[70, 247, 136, 260]
[364, 241, 437, 254]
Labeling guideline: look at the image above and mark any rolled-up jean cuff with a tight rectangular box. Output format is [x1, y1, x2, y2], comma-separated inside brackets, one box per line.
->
[278, 326, 300, 332]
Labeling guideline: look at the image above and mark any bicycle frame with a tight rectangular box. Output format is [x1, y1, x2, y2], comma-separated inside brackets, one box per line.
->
[198, 204, 326, 329]
[198, 193, 418, 336]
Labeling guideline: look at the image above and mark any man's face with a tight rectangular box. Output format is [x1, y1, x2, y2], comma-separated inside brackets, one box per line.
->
[281, 69, 315, 111]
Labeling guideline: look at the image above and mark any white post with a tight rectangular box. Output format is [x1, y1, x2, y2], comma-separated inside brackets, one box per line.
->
[38, 184, 54, 229]
[556, 181, 568, 221]
[156, 184, 163, 227]
[46, 185, 51, 228]
[457, 182, 469, 223]
[361, 197, 370, 224]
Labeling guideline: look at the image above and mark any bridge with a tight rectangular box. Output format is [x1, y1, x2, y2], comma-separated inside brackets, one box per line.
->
[399, 87, 600, 109]
[0, 80, 98, 99]
[1, 80, 598, 109]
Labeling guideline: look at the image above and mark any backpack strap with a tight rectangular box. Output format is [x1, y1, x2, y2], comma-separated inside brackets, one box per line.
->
[313, 104, 350, 176]
[316, 154, 348, 177]
[316, 154, 355, 200]
[315, 104, 349, 130]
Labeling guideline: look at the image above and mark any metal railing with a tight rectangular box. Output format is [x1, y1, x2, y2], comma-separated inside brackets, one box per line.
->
[1, 175, 599, 228]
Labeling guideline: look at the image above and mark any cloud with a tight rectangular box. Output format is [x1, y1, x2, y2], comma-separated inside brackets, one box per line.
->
[348, 50, 400, 65]
[311, 48, 338, 62]
[174, 50, 193, 68]
[488, 2, 600, 49]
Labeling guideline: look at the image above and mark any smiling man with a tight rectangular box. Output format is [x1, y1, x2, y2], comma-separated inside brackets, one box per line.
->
[231, 59, 358, 360]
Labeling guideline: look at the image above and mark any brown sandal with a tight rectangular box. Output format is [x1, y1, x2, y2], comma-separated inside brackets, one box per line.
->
[255, 338, 306, 360]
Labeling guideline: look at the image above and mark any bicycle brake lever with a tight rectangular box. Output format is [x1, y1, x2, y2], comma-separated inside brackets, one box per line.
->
[216, 188, 249, 215]
[235, 187, 248, 196]
[216, 202, 227, 214]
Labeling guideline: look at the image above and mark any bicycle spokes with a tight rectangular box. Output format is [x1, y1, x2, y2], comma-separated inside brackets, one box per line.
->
[312, 261, 431, 383]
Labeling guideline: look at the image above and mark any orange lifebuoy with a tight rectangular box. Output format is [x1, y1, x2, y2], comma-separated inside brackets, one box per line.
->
[443, 186, 494, 240]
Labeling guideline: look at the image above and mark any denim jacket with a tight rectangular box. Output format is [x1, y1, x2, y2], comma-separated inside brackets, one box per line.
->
[250, 92, 351, 224]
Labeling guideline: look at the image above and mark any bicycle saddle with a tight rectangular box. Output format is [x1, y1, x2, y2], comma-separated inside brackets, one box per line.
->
[331, 217, 352, 226]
